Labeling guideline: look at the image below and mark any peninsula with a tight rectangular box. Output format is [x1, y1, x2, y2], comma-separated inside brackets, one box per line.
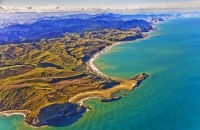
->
[0, 26, 151, 126]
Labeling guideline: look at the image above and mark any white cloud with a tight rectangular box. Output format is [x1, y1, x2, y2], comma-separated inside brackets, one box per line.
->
[0, 1, 200, 13]
[118, 0, 200, 8]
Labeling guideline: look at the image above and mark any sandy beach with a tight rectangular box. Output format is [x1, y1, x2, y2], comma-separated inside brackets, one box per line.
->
[87, 41, 126, 80]
[0, 110, 30, 117]
[69, 79, 138, 104]
[86, 35, 148, 80]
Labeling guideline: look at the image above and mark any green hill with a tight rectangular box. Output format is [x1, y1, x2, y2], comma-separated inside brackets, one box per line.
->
[0, 28, 145, 124]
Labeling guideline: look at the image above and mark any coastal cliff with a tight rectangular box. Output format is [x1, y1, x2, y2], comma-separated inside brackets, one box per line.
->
[28, 102, 86, 127]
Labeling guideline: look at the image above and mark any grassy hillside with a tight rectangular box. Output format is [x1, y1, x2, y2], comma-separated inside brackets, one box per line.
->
[0, 28, 145, 123]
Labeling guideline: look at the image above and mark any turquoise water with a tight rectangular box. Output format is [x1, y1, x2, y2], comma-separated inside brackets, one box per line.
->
[1, 17, 200, 130]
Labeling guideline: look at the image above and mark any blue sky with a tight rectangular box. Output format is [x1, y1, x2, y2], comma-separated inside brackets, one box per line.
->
[0, 0, 199, 7]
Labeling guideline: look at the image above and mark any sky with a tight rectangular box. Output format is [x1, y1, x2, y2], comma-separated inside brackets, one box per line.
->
[0, 0, 200, 8]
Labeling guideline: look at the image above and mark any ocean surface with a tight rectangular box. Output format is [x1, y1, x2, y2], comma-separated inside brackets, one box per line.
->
[1, 17, 200, 130]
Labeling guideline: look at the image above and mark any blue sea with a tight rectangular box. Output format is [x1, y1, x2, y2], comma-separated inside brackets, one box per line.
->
[1, 17, 200, 130]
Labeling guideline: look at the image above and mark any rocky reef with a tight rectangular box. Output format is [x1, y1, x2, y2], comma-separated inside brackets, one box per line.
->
[101, 96, 122, 102]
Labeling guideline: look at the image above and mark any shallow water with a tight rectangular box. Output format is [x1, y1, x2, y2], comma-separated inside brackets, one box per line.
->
[1, 17, 200, 130]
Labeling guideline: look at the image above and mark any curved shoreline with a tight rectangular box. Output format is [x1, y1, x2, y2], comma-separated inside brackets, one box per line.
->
[87, 37, 148, 80]
[87, 29, 158, 80]
[69, 73, 149, 105]
[0, 110, 30, 117]
[87, 41, 125, 80]
[73, 33, 151, 105]
[69, 80, 137, 103]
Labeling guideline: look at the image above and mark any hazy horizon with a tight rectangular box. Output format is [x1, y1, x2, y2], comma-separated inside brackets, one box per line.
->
[0, 0, 200, 8]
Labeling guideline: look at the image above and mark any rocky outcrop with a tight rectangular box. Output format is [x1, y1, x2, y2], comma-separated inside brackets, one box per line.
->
[132, 73, 149, 88]
[101, 73, 149, 103]
[101, 96, 122, 102]
[29, 102, 86, 127]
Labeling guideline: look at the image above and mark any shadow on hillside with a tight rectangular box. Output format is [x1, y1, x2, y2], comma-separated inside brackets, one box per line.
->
[38, 62, 62, 69]
[102, 81, 120, 89]
[50, 73, 87, 83]
[48, 114, 83, 127]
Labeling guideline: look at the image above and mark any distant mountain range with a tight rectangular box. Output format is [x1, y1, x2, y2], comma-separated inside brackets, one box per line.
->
[0, 13, 199, 44]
